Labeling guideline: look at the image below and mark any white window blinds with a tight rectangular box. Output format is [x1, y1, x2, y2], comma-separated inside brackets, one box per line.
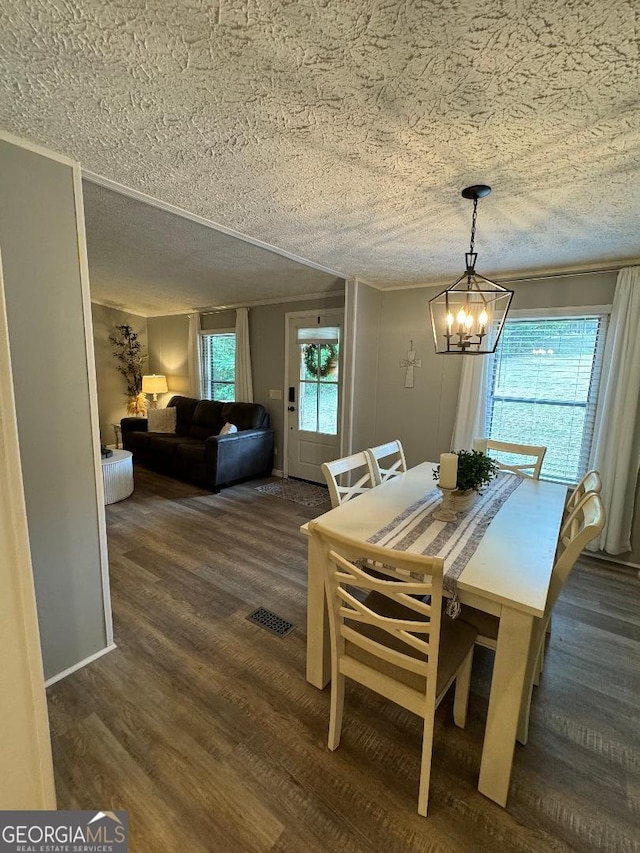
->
[296, 326, 339, 345]
[200, 332, 236, 402]
[486, 315, 608, 483]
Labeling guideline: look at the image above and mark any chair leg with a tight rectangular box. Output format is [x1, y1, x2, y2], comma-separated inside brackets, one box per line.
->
[533, 644, 543, 687]
[417, 715, 435, 817]
[516, 678, 534, 746]
[516, 642, 541, 746]
[453, 648, 474, 728]
[328, 671, 345, 751]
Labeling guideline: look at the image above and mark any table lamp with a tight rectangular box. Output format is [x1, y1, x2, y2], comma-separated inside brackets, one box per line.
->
[142, 374, 168, 408]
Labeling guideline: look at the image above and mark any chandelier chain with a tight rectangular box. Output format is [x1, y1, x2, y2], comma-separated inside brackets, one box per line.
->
[469, 196, 478, 255]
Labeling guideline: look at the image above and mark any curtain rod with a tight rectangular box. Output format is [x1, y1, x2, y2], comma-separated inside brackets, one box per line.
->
[198, 307, 239, 316]
[498, 264, 636, 285]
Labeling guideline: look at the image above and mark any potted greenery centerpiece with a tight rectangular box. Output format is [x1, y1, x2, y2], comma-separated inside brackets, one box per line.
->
[110, 324, 148, 416]
[433, 449, 499, 511]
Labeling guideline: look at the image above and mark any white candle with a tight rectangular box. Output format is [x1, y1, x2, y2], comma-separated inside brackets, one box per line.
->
[439, 452, 458, 490]
[472, 437, 488, 455]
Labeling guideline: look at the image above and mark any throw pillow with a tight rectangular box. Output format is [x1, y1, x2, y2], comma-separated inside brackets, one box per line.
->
[219, 422, 238, 435]
[147, 406, 177, 434]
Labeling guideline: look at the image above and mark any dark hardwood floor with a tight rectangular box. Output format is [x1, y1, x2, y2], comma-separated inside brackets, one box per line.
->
[47, 465, 640, 852]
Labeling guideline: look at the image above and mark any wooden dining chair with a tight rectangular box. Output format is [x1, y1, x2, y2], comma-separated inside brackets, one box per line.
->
[458, 492, 605, 745]
[552, 473, 601, 637]
[564, 469, 602, 517]
[321, 451, 376, 508]
[309, 521, 477, 817]
[366, 439, 408, 485]
[483, 438, 547, 479]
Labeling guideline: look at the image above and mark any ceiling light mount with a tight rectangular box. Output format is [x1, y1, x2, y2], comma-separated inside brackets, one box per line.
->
[428, 185, 513, 355]
[461, 184, 492, 200]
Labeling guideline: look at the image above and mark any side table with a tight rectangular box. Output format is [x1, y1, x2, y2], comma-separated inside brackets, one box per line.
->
[101, 449, 134, 505]
[111, 423, 123, 450]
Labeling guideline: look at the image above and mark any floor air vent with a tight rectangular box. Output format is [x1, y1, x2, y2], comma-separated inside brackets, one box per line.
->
[246, 607, 295, 637]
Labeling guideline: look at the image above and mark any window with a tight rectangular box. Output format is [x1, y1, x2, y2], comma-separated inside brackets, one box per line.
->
[200, 332, 236, 401]
[296, 325, 340, 435]
[486, 314, 608, 483]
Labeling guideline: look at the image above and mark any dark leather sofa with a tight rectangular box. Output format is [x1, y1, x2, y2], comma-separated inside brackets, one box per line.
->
[121, 395, 273, 492]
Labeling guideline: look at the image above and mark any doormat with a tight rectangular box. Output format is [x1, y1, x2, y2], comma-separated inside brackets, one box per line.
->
[255, 478, 331, 507]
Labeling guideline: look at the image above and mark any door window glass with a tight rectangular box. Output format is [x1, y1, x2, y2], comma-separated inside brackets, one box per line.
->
[297, 338, 339, 435]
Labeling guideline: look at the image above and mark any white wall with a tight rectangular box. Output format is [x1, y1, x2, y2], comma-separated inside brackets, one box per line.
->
[0, 243, 56, 808]
[147, 313, 190, 406]
[350, 281, 382, 455]
[0, 136, 112, 681]
[373, 287, 462, 466]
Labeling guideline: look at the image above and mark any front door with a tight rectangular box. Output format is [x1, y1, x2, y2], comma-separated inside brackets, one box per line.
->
[286, 312, 342, 483]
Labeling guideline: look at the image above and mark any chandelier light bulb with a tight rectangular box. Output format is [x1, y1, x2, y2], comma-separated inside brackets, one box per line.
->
[465, 314, 474, 330]
[479, 308, 489, 327]
[446, 312, 454, 330]
[456, 308, 467, 326]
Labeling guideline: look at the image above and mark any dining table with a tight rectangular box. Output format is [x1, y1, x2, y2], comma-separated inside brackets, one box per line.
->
[301, 461, 567, 807]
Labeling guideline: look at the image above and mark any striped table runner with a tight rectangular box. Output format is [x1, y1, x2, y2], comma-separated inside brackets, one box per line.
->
[368, 473, 524, 616]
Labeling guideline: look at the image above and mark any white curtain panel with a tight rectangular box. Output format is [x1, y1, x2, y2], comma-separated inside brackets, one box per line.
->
[588, 266, 640, 554]
[188, 312, 204, 399]
[235, 306, 254, 402]
[451, 354, 490, 451]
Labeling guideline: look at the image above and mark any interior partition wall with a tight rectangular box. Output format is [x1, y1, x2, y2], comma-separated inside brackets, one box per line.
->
[0, 132, 113, 683]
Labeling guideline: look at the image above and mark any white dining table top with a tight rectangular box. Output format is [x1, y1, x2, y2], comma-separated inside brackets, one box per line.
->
[305, 461, 568, 618]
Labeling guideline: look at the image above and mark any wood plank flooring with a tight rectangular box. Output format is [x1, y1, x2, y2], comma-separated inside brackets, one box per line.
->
[47, 466, 640, 852]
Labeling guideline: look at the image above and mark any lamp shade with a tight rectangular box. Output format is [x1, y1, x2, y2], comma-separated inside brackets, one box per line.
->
[142, 374, 168, 394]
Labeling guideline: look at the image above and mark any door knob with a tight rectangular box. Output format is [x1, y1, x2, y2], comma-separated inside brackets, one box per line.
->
[288, 405, 295, 411]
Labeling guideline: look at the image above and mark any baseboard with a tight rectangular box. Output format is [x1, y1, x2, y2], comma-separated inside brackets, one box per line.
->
[271, 468, 283, 478]
[587, 552, 640, 572]
[44, 643, 117, 687]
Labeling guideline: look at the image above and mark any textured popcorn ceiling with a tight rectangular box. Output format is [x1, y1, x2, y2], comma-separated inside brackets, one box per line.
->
[82, 180, 344, 316]
[1, 0, 639, 315]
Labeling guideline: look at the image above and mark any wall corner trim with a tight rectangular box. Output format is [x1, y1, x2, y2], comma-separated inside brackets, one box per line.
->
[44, 644, 117, 688]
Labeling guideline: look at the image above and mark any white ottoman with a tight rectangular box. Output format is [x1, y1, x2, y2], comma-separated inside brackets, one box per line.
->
[101, 449, 134, 504]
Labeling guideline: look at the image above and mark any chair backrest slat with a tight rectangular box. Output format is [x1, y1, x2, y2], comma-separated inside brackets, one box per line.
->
[321, 451, 376, 507]
[482, 438, 547, 479]
[565, 469, 602, 515]
[341, 625, 431, 675]
[367, 440, 408, 485]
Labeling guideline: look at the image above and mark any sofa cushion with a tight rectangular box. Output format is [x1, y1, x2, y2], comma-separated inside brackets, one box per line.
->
[189, 400, 225, 440]
[176, 439, 207, 461]
[126, 430, 152, 451]
[167, 396, 200, 436]
[221, 402, 267, 430]
[148, 434, 183, 454]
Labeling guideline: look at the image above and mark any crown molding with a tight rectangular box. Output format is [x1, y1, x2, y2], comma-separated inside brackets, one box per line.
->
[82, 170, 346, 280]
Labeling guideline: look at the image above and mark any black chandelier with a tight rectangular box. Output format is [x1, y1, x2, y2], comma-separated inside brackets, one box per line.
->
[428, 185, 513, 354]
